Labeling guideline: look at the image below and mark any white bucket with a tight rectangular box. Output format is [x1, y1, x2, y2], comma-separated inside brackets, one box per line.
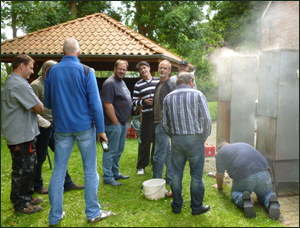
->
[142, 178, 166, 200]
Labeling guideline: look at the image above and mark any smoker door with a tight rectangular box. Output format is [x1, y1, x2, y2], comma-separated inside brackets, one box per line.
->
[230, 56, 257, 146]
[276, 51, 299, 160]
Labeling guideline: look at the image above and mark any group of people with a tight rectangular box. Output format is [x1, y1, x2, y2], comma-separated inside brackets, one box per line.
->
[1, 37, 280, 225]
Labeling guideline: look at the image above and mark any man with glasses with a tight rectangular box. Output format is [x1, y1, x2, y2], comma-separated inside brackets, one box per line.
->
[101, 60, 132, 186]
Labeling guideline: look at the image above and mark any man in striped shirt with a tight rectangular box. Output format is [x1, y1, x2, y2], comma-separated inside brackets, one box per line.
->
[162, 72, 212, 215]
[132, 61, 160, 175]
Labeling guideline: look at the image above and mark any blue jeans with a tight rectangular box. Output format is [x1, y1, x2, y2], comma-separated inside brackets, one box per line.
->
[48, 127, 101, 225]
[170, 134, 205, 214]
[102, 123, 127, 183]
[34, 124, 74, 191]
[231, 170, 280, 210]
[152, 123, 172, 180]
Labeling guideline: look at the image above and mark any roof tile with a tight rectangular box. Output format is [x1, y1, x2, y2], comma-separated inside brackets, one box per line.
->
[1, 12, 183, 62]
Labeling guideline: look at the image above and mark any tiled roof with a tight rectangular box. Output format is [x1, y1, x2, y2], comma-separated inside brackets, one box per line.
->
[1, 12, 183, 62]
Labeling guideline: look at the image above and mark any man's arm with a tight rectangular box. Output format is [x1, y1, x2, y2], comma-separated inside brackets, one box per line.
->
[31, 102, 44, 114]
[212, 173, 224, 190]
[103, 102, 119, 125]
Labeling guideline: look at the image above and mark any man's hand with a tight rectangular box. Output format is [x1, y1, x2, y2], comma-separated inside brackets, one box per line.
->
[212, 184, 222, 190]
[97, 132, 108, 143]
[144, 98, 153, 105]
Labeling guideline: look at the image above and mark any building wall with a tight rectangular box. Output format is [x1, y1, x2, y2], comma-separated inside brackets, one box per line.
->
[261, 1, 299, 51]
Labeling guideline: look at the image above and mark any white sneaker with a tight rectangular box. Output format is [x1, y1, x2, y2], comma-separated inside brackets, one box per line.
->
[87, 210, 112, 223]
[137, 168, 144, 175]
[37, 115, 51, 128]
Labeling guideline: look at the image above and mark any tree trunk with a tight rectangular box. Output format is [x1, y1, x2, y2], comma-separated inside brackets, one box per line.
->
[135, 1, 144, 35]
[70, 1, 77, 17]
[11, 1, 17, 38]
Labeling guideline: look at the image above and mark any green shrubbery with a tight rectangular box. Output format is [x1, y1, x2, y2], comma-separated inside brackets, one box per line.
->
[208, 102, 217, 121]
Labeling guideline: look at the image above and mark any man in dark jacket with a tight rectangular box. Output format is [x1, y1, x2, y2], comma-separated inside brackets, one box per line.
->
[152, 60, 176, 183]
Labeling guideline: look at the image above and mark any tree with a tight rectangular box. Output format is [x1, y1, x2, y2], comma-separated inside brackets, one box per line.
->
[120, 1, 206, 56]
[1, 1, 121, 36]
[207, 1, 266, 51]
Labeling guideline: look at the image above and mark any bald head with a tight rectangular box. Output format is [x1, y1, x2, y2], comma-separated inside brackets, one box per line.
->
[63, 38, 80, 56]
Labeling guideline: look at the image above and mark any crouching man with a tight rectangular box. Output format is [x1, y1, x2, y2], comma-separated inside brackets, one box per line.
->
[212, 142, 280, 220]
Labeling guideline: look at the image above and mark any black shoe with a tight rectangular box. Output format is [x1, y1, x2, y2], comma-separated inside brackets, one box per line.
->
[104, 180, 122, 186]
[192, 205, 211, 215]
[172, 209, 181, 214]
[115, 174, 130, 180]
[242, 191, 256, 219]
[64, 184, 84, 192]
[268, 195, 280, 220]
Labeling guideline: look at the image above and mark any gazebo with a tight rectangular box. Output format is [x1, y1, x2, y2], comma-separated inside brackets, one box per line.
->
[1, 12, 195, 84]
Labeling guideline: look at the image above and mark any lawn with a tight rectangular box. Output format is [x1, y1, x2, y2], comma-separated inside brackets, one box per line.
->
[1, 136, 283, 227]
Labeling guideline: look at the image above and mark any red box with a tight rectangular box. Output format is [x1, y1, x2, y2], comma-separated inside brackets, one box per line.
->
[126, 128, 137, 139]
[205, 143, 215, 157]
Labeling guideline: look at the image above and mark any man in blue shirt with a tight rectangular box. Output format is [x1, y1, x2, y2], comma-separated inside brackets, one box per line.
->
[213, 142, 280, 220]
[44, 38, 111, 225]
[162, 72, 212, 215]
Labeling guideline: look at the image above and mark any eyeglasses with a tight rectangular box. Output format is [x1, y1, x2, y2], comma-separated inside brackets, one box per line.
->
[117, 68, 127, 72]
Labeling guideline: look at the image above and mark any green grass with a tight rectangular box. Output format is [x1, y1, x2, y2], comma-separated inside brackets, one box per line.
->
[1, 136, 283, 227]
[208, 102, 217, 121]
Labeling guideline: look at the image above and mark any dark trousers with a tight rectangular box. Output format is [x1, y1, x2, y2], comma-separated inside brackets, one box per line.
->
[9, 140, 36, 210]
[34, 124, 74, 191]
[136, 112, 155, 170]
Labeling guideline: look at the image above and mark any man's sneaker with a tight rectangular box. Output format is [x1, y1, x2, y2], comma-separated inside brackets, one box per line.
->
[37, 115, 51, 128]
[87, 210, 112, 223]
[137, 168, 144, 175]
[30, 197, 43, 205]
[268, 195, 280, 220]
[242, 191, 256, 219]
[50, 211, 66, 226]
[14, 204, 42, 214]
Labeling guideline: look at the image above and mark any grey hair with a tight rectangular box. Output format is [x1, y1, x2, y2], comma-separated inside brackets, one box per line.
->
[176, 72, 195, 86]
[42, 60, 57, 71]
[63, 38, 80, 55]
[159, 60, 172, 71]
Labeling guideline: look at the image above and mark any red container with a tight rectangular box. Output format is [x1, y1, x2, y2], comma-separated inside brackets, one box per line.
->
[126, 128, 137, 139]
[205, 143, 215, 157]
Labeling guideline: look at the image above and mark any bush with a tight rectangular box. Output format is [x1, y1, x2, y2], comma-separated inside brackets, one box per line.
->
[208, 102, 217, 121]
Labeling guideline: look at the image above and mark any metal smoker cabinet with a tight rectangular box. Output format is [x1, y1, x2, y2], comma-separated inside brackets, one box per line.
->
[257, 50, 299, 196]
[216, 55, 258, 147]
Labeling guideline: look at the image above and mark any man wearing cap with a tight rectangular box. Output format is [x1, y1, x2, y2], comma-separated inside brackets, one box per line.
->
[132, 61, 160, 175]
[170, 60, 197, 90]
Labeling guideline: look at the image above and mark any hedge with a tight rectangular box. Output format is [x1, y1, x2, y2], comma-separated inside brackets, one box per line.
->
[208, 102, 217, 121]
